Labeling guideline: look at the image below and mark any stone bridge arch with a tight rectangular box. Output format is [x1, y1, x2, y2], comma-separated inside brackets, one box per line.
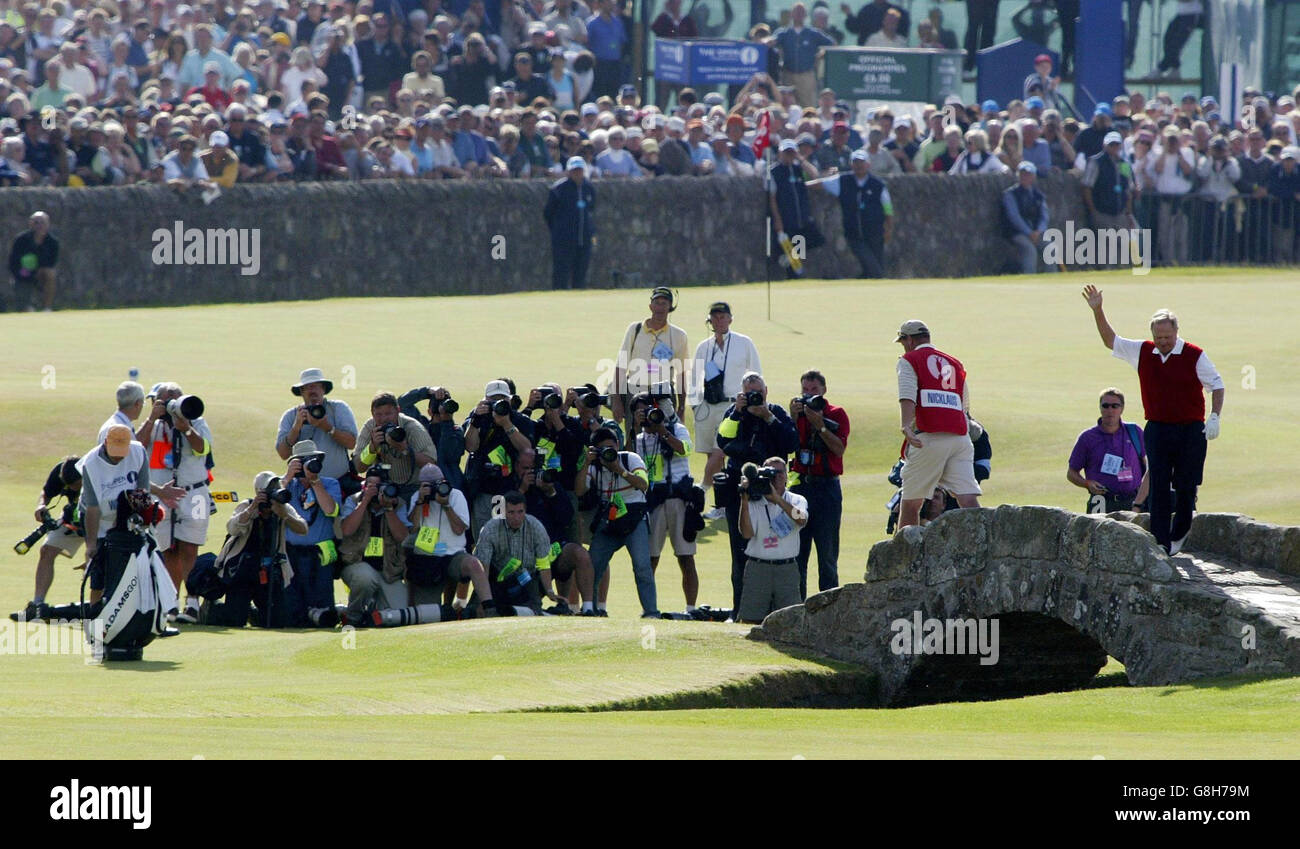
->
[751, 506, 1300, 706]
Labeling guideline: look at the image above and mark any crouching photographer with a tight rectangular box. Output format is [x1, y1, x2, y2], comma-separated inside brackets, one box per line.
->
[473, 491, 568, 616]
[403, 464, 495, 618]
[737, 458, 808, 624]
[517, 449, 596, 614]
[463, 379, 534, 542]
[10, 455, 83, 622]
[336, 463, 412, 626]
[788, 370, 849, 598]
[576, 428, 659, 618]
[281, 440, 343, 627]
[631, 392, 703, 613]
[187, 471, 308, 627]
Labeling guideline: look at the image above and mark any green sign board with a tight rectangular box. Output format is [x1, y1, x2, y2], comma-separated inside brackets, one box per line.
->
[823, 48, 965, 103]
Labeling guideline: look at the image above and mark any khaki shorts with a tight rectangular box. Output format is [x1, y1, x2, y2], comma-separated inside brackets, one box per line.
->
[901, 432, 982, 501]
[648, 498, 697, 557]
[42, 525, 84, 557]
[739, 557, 801, 622]
[692, 401, 731, 454]
[155, 487, 211, 549]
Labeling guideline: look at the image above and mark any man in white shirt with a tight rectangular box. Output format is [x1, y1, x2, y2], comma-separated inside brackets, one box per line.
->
[56, 42, 97, 100]
[98, 381, 147, 443]
[1144, 128, 1195, 264]
[737, 457, 808, 623]
[405, 464, 493, 610]
[690, 301, 761, 514]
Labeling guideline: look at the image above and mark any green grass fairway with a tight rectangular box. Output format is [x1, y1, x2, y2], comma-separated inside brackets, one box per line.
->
[1, 268, 1296, 758]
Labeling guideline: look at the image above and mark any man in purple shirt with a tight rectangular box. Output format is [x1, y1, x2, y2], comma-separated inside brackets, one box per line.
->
[1067, 387, 1149, 514]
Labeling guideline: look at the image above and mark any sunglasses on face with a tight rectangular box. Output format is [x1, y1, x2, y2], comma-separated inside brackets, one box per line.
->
[1100, 402, 1122, 409]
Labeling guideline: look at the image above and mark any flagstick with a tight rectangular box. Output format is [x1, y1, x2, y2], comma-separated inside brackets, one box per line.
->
[765, 147, 772, 322]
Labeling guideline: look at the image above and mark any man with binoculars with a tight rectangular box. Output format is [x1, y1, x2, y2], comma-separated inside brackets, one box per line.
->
[277, 368, 359, 484]
[140, 381, 214, 624]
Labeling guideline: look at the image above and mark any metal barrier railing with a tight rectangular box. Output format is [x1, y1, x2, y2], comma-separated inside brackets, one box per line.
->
[1132, 193, 1299, 266]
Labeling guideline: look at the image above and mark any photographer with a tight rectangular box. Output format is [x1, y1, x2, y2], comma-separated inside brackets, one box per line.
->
[737, 458, 808, 624]
[715, 372, 798, 612]
[610, 286, 689, 439]
[398, 384, 466, 490]
[198, 470, 309, 627]
[690, 302, 761, 518]
[276, 368, 359, 487]
[404, 464, 495, 616]
[140, 381, 214, 624]
[282, 439, 343, 627]
[516, 450, 597, 613]
[631, 392, 700, 612]
[788, 369, 849, 598]
[474, 491, 568, 616]
[10, 455, 82, 622]
[1068, 387, 1149, 514]
[353, 391, 437, 501]
[336, 464, 412, 625]
[462, 379, 534, 542]
[575, 428, 659, 618]
[526, 382, 587, 537]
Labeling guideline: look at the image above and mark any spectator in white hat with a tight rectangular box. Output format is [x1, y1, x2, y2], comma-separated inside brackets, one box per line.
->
[1002, 160, 1052, 274]
[200, 128, 239, 187]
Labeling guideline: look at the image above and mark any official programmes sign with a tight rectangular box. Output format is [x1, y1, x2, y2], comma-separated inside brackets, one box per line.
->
[823, 48, 964, 103]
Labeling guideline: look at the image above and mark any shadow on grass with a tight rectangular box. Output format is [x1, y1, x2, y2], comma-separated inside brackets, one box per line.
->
[98, 660, 182, 672]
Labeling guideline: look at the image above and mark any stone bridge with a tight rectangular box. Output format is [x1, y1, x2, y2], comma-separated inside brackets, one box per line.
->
[750, 507, 1300, 706]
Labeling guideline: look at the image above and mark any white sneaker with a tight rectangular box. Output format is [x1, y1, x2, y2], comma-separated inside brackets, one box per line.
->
[1169, 533, 1189, 555]
[704, 507, 725, 520]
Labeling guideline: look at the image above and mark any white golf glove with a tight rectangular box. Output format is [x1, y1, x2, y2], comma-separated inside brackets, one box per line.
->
[1204, 412, 1220, 440]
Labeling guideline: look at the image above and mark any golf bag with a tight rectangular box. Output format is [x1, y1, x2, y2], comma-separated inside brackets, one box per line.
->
[82, 493, 177, 661]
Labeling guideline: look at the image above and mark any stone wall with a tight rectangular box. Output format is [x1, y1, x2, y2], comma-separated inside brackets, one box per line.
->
[0, 171, 1087, 310]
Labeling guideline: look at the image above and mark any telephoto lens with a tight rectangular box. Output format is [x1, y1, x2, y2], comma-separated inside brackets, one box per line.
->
[744, 390, 764, 408]
[306, 403, 327, 419]
[646, 407, 665, 425]
[542, 392, 563, 410]
[579, 392, 606, 410]
[386, 425, 407, 443]
[267, 476, 293, 504]
[435, 480, 453, 498]
[540, 468, 558, 484]
[304, 455, 324, 474]
[381, 482, 400, 499]
[439, 398, 459, 415]
[492, 399, 512, 417]
[598, 446, 619, 465]
[801, 394, 826, 412]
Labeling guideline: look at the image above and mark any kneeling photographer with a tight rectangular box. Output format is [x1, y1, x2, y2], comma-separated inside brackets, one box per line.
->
[576, 428, 659, 618]
[462, 379, 534, 542]
[282, 440, 343, 627]
[788, 370, 850, 598]
[714, 372, 798, 613]
[11, 455, 83, 622]
[403, 464, 495, 617]
[353, 391, 437, 505]
[473, 491, 567, 616]
[631, 392, 702, 613]
[737, 458, 808, 624]
[398, 384, 466, 489]
[190, 471, 309, 627]
[516, 449, 596, 614]
[336, 463, 412, 625]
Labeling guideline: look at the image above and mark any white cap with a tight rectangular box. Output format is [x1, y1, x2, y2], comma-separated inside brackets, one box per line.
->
[778, 138, 797, 152]
[209, 130, 229, 147]
[565, 155, 586, 171]
[581, 103, 598, 116]
[850, 148, 869, 162]
[1104, 131, 1123, 146]
[484, 379, 512, 398]
[1282, 146, 1300, 161]
[667, 116, 686, 133]
[1017, 160, 1037, 174]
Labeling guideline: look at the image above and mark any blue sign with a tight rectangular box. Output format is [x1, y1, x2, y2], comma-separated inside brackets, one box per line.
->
[654, 39, 767, 86]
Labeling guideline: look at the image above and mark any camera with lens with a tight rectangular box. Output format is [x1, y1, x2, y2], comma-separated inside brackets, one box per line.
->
[597, 446, 619, 465]
[743, 390, 765, 409]
[379, 422, 407, 444]
[491, 398, 513, 417]
[164, 394, 204, 423]
[644, 407, 666, 427]
[294, 452, 325, 478]
[798, 394, 827, 413]
[577, 391, 609, 410]
[14, 510, 60, 555]
[531, 387, 563, 411]
[305, 402, 327, 419]
[420, 479, 454, 501]
[437, 397, 460, 415]
[261, 475, 293, 506]
[742, 462, 776, 499]
[368, 463, 400, 499]
[539, 467, 558, 484]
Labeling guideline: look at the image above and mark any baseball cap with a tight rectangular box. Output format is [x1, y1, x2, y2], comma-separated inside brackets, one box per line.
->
[581, 103, 598, 116]
[1034, 53, 1051, 65]
[484, 380, 512, 398]
[667, 116, 686, 133]
[1199, 95, 1218, 108]
[1104, 131, 1123, 146]
[209, 130, 229, 146]
[850, 148, 869, 162]
[1017, 160, 1037, 174]
[650, 285, 676, 309]
[104, 425, 133, 459]
[1093, 103, 1112, 117]
[565, 155, 586, 171]
[943, 94, 963, 106]
[639, 138, 659, 154]
[1282, 146, 1300, 161]
[778, 138, 797, 152]
[203, 60, 220, 74]
[1181, 92, 1197, 102]
[796, 133, 816, 147]
[619, 83, 637, 97]
[1209, 136, 1228, 149]
[1026, 96, 1045, 109]
[894, 320, 930, 341]
[253, 470, 277, 493]
[981, 99, 998, 112]
[708, 301, 731, 315]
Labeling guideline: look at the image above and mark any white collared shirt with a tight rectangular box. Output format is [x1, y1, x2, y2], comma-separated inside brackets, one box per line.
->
[97, 409, 136, 443]
[1111, 335, 1224, 390]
